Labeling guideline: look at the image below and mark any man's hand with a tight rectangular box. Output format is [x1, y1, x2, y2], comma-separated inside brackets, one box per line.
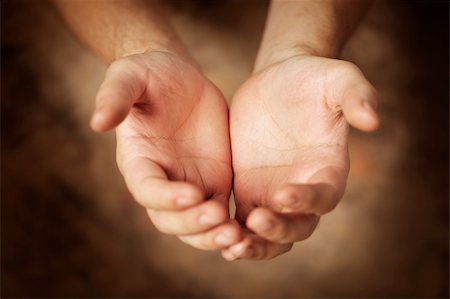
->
[223, 55, 379, 260]
[53, 0, 241, 251]
[91, 51, 241, 250]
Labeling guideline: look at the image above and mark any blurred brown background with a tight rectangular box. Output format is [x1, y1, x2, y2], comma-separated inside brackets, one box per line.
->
[1, 0, 449, 298]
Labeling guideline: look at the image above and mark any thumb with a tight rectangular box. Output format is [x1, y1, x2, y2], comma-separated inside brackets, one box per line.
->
[90, 61, 146, 132]
[331, 64, 380, 132]
[340, 82, 379, 132]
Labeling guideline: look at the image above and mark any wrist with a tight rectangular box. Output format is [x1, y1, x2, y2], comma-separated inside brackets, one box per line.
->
[113, 38, 201, 72]
[115, 35, 189, 61]
[253, 43, 339, 73]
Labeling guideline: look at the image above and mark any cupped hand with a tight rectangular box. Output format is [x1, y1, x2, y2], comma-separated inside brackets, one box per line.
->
[223, 55, 379, 260]
[91, 51, 241, 250]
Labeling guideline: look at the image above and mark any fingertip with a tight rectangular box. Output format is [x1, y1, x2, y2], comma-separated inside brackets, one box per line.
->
[241, 245, 255, 259]
[201, 193, 231, 223]
[354, 113, 380, 132]
[178, 220, 242, 250]
[246, 207, 275, 234]
[90, 110, 112, 132]
[360, 100, 379, 129]
[176, 183, 204, 208]
[214, 222, 242, 248]
[272, 184, 313, 212]
[208, 199, 230, 222]
[227, 238, 252, 259]
[227, 220, 244, 244]
[195, 200, 229, 228]
[91, 94, 133, 132]
[131, 177, 202, 211]
[229, 243, 247, 257]
[186, 183, 204, 202]
[345, 100, 380, 132]
[90, 104, 129, 132]
[175, 196, 200, 209]
[221, 249, 238, 261]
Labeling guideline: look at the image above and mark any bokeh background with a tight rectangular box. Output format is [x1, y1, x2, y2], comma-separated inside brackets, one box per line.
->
[1, 0, 449, 297]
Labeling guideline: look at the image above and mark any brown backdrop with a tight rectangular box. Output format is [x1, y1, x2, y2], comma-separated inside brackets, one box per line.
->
[2, 0, 449, 297]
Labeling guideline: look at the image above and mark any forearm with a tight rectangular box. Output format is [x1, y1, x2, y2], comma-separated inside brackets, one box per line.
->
[255, 0, 371, 71]
[52, 0, 189, 63]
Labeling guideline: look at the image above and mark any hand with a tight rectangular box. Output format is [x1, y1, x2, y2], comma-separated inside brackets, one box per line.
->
[223, 55, 379, 260]
[91, 51, 241, 250]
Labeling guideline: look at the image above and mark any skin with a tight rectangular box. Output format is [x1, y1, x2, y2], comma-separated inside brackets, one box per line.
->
[105, 52, 240, 250]
[223, 54, 378, 260]
[53, 0, 379, 260]
[53, 0, 241, 250]
[222, 0, 379, 260]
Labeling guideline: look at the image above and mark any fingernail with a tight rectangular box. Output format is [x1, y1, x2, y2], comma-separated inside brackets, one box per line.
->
[231, 243, 247, 256]
[198, 214, 216, 226]
[215, 233, 231, 246]
[176, 197, 194, 208]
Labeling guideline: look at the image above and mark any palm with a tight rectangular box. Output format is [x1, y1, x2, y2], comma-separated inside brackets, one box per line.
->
[231, 56, 352, 223]
[226, 55, 377, 259]
[116, 52, 232, 204]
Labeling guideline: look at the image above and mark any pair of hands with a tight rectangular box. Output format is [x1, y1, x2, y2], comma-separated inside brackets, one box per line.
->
[91, 51, 378, 260]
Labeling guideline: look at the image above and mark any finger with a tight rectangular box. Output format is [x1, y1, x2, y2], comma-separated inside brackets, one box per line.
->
[221, 236, 252, 261]
[122, 157, 203, 210]
[268, 166, 346, 215]
[147, 199, 229, 235]
[246, 207, 319, 244]
[178, 220, 242, 250]
[222, 233, 293, 261]
[340, 82, 379, 132]
[91, 61, 145, 132]
[270, 183, 336, 215]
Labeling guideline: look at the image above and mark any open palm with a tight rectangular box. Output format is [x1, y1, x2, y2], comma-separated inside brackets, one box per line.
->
[223, 55, 379, 260]
[92, 52, 241, 250]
